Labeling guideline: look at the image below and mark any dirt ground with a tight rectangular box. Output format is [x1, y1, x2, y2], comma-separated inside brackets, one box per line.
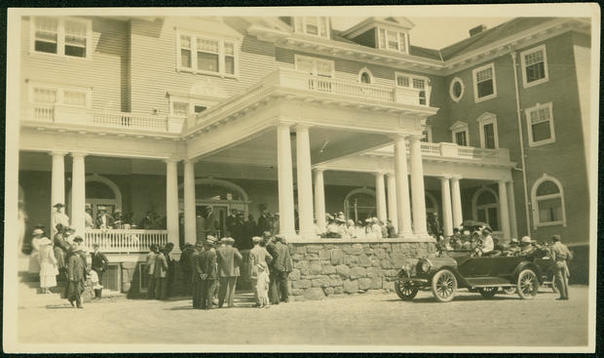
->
[17, 285, 589, 348]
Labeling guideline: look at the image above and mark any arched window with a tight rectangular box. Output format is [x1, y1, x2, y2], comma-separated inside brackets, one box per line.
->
[531, 174, 566, 228]
[472, 187, 499, 230]
[344, 188, 376, 223]
[358, 67, 373, 84]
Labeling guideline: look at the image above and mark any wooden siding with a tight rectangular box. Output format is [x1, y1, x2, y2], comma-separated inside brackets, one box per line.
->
[21, 17, 129, 113]
[128, 17, 277, 115]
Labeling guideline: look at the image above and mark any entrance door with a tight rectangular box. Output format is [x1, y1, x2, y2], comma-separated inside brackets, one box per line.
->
[197, 204, 228, 238]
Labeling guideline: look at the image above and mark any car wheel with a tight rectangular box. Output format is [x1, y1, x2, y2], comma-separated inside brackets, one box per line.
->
[431, 269, 457, 302]
[395, 281, 419, 301]
[503, 287, 517, 295]
[478, 287, 498, 298]
[517, 269, 539, 299]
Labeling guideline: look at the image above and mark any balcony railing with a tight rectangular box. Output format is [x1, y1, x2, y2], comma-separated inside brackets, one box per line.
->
[23, 104, 184, 134]
[84, 229, 168, 253]
[372, 142, 510, 163]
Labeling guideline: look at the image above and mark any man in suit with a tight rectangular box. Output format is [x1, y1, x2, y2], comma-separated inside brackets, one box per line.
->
[264, 233, 280, 304]
[191, 242, 203, 309]
[66, 237, 86, 308]
[216, 237, 243, 308]
[199, 236, 218, 310]
[550, 234, 573, 300]
[97, 208, 114, 229]
[272, 235, 293, 303]
[153, 246, 169, 300]
[145, 244, 158, 299]
[90, 243, 109, 299]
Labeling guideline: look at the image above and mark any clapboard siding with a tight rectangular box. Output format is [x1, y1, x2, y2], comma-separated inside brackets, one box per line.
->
[21, 17, 129, 112]
[129, 17, 277, 115]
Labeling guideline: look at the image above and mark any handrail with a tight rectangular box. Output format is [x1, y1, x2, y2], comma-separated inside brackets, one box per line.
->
[84, 229, 168, 253]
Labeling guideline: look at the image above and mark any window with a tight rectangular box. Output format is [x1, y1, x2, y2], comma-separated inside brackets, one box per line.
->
[531, 174, 566, 228]
[293, 17, 330, 39]
[169, 96, 212, 117]
[358, 68, 373, 84]
[476, 112, 499, 149]
[472, 63, 497, 102]
[31, 17, 91, 58]
[449, 121, 469, 146]
[295, 55, 334, 78]
[395, 72, 430, 105]
[176, 31, 239, 77]
[521, 45, 549, 88]
[377, 27, 408, 54]
[421, 126, 432, 143]
[30, 83, 90, 108]
[526, 102, 556, 147]
[449, 77, 464, 102]
[473, 187, 499, 231]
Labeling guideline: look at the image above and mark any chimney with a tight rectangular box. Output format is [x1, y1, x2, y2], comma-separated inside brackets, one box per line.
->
[469, 24, 486, 37]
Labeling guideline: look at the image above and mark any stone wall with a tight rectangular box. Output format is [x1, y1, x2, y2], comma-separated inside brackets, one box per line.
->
[286, 241, 437, 301]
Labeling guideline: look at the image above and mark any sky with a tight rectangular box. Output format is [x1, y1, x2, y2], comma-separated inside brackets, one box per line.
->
[330, 17, 511, 49]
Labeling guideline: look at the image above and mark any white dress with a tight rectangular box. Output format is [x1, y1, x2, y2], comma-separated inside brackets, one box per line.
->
[39, 244, 58, 288]
[28, 237, 44, 273]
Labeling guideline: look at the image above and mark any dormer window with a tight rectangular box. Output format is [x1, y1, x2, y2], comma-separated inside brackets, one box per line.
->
[294, 17, 330, 39]
[377, 28, 408, 54]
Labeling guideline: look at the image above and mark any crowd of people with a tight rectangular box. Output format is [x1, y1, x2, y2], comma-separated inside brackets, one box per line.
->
[171, 231, 292, 310]
[319, 212, 396, 239]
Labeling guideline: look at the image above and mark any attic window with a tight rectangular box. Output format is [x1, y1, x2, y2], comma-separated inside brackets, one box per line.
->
[294, 17, 330, 39]
[377, 27, 408, 54]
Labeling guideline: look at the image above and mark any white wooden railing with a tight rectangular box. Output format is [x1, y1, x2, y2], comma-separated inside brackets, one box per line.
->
[32, 104, 55, 122]
[84, 229, 168, 253]
[91, 111, 168, 131]
[420, 142, 510, 162]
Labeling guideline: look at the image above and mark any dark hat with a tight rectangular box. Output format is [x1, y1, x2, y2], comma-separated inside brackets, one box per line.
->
[551, 234, 561, 242]
[72, 236, 84, 243]
[482, 227, 493, 234]
[53, 203, 64, 208]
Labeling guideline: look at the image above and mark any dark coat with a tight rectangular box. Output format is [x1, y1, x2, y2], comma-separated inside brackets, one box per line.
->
[191, 249, 203, 282]
[91, 251, 109, 272]
[154, 252, 168, 278]
[199, 248, 217, 280]
[216, 245, 243, 277]
[273, 241, 293, 273]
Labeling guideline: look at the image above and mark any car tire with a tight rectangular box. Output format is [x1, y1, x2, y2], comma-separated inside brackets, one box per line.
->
[394, 281, 419, 301]
[478, 287, 498, 298]
[503, 287, 517, 295]
[517, 269, 539, 299]
[431, 269, 457, 302]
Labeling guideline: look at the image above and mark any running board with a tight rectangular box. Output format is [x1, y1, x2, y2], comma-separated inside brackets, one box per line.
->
[465, 277, 515, 286]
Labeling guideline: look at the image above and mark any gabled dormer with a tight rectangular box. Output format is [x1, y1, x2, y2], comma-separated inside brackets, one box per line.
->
[281, 16, 331, 39]
[340, 17, 414, 54]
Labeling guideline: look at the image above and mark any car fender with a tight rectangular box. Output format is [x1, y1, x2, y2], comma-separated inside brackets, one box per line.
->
[513, 261, 543, 284]
[429, 266, 471, 289]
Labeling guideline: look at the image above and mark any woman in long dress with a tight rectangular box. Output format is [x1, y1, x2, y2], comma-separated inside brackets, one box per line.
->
[28, 229, 45, 275]
[38, 237, 58, 294]
[249, 236, 273, 306]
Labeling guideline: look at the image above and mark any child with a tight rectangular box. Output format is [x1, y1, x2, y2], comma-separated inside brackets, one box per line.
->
[255, 263, 270, 309]
[87, 269, 103, 300]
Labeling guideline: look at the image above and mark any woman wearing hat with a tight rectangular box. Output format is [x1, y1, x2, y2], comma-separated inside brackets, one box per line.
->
[28, 228, 46, 275]
[38, 237, 58, 294]
[249, 236, 273, 307]
[51, 203, 70, 237]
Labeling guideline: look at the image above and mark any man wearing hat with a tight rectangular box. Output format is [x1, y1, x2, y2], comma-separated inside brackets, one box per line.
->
[90, 243, 109, 299]
[271, 234, 293, 304]
[199, 236, 218, 309]
[216, 237, 243, 308]
[191, 241, 204, 309]
[51, 203, 70, 238]
[519, 236, 536, 256]
[96, 208, 114, 229]
[479, 227, 494, 255]
[550, 234, 573, 300]
[66, 236, 86, 308]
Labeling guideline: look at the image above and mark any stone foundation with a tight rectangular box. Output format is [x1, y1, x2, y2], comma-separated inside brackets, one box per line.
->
[286, 240, 437, 301]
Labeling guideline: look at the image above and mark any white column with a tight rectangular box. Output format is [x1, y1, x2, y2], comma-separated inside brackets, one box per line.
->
[507, 181, 518, 240]
[277, 123, 296, 239]
[70, 153, 86, 238]
[183, 160, 197, 245]
[393, 136, 412, 236]
[375, 172, 387, 223]
[409, 136, 427, 235]
[296, 125, 315, 239]
[440, 176, 453, 237]
[50, 151, 66, 236]
[386, 172, 398, 233]
[313, 168, 326, 232]
[165, 159, 180, 252]
[498, 180, 511, 241]
[451, 176, 463, 228]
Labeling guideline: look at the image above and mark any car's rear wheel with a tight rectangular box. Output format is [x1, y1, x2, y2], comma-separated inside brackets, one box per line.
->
[517, 269, 539, 299]
[478, 287, 498, 298]
[503, 287, 517, 295]
[431, 269, 457, 302]
[395, 281, 419, 301]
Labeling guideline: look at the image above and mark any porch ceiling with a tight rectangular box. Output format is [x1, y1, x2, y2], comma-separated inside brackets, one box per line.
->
[197, 125, 393, 168]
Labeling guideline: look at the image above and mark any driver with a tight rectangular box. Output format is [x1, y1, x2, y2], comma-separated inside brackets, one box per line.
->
[519, 236, 536, 256]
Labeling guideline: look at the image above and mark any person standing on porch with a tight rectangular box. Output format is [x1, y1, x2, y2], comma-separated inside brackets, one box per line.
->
[97, 208, 113, 229]
[550, 234, 573, 300]
[51, 203, 70, 238]
[216, 237, 242, 308]
[28, 228, 45, 277]
[154, 247, 169, 300]
[272, 235, 293, 304]
[91, 244, 108, 298]
[84, 208, 94, 229]
[38, 237, 58, 294]
[199, 236, 218, 310]
[145, 244, 158, 299]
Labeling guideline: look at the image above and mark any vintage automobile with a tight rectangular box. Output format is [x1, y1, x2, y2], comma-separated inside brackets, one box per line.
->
[394, 250, 546, 302]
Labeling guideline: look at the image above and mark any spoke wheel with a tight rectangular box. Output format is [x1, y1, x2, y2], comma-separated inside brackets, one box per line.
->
[478, 287, 498, 298]
[431, 269, 457, 302]
[395, 281, 419, 301]
[503, 287, 517, 295]
[517, 269, 539, 299]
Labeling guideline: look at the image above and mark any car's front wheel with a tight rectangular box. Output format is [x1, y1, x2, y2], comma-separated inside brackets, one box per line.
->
[431, 269, 457, 302]
[478, 287, 498, 298]
[395, 280, 419, 301]
[517, 269, 539, 299]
